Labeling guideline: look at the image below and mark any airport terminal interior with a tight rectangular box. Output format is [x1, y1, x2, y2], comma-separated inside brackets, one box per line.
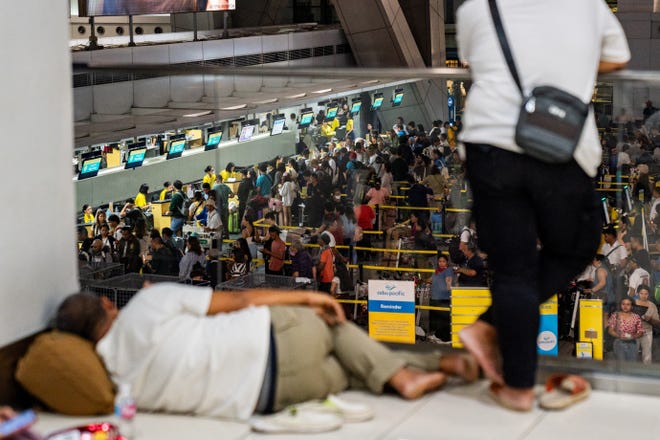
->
[2, 0, 660, 438]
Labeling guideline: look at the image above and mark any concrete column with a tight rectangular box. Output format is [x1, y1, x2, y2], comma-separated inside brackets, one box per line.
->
[333, 0, 447, 125]
[0, 1, 78, 347]
[614, 0, 659, 118]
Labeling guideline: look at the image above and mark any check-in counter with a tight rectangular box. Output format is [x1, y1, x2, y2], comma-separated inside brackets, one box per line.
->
[76, 131, 295, 208]
[151, 200, 171, 231]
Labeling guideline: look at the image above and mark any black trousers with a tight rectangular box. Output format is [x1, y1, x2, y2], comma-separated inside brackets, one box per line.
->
[430, 299, 451, 341]
[465, 144, 601, 388]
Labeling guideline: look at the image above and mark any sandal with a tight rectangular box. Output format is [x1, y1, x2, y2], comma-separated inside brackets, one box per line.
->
[538, 374, 591, 410]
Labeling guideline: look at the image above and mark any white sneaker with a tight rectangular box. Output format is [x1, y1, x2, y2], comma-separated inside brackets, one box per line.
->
[250, 407, 343, 433]
[295, 394, 375, 423]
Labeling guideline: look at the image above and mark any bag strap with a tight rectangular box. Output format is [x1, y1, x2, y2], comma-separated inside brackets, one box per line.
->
[488, 0, 524, 97]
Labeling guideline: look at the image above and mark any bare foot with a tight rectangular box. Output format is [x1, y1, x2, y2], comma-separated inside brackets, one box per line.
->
[459, 321, 503, 385]
[488, 382, 535, 412]
[389, 368, 447, 400]
[439, 353, 480, 383]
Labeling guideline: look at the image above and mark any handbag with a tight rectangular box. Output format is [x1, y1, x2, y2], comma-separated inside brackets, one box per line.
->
[488, 0, 590, 164]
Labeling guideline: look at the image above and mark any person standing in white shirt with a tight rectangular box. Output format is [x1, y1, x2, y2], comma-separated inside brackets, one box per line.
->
[456, 0, 630, 411]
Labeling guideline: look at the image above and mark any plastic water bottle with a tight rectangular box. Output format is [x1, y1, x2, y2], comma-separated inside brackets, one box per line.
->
[114, 383, 136, 439]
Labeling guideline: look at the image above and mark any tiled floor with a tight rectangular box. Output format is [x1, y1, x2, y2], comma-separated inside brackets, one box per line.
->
[34, 379, 660, 440]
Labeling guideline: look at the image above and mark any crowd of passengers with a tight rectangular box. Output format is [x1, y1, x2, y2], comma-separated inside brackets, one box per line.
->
[77, 102, 660, 359]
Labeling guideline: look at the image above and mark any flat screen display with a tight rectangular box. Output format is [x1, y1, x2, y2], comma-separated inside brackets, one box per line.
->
[392, 90, 405, 106]
[239, 125, 256, 142]
[125, 147, 147, 169]
[166, 139, 186, 160]
[372, 94, 384, 110]
[78, 157, 102, 180]
[350, 101, 362, 114]
[205, 130, 223, 151]
[298, 109, 314, 128]
[325, 106, 339, 120]
[79, 0, 236, 17]
[271, 118, 286, 136]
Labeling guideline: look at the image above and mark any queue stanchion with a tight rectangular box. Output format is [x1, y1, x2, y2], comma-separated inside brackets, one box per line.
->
[359, 263, 364, 283]
[375, 204, 381, 231]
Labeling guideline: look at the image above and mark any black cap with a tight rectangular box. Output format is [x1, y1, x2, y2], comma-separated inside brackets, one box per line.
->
[268, 225, 281, 234]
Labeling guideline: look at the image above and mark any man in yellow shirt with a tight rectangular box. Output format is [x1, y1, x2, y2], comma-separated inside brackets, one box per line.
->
[159, 181, 173, 201]
[320, 121, 335, 138]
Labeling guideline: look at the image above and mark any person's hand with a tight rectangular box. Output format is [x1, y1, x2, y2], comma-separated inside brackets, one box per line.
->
[0, 406, 16, 422]
[307, 292, 346, 325]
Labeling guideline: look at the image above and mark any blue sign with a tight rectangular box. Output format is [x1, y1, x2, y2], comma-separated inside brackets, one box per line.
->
[447, 96, 455, 108]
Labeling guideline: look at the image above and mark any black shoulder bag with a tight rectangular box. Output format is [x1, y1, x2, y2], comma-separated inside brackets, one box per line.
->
[488, 0, 590, 164]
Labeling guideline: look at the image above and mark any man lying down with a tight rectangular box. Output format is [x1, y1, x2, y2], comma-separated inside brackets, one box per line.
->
[55, 283, 478, 420]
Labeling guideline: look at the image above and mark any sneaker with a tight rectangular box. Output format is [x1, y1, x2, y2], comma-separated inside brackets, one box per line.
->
[295, 394, 375, 423]
[250, 407, 343, 433]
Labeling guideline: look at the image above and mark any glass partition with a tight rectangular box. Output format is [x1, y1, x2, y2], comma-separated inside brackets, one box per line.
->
[74, 64, 660, 386]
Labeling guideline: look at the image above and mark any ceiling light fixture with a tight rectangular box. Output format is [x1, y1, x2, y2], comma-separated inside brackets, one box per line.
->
[183, 111, 213, 118]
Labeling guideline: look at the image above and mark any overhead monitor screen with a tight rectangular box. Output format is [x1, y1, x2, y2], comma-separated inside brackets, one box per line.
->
[239, 124, 256, 142]
[350, 101, 362, 114]
[205, 130, 223, 151]
[78, 157, 102, 180]
[298, 109, 315, 128]
[271, 118, 286, 136]
[125, 147, 147, 169]
[325, 105, 339, 120]
[166, 139, 186, 160]
[79, 0, 236, 16]
[392, 90, 405, 107]
[372, 94, 384, 110]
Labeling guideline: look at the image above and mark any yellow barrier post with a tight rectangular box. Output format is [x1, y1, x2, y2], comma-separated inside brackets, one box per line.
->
[451, 288, 559, 356]
[578, 299, 603, 360]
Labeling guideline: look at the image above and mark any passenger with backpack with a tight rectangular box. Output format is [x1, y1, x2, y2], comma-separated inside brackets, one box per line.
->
[166, 180, 188, 235]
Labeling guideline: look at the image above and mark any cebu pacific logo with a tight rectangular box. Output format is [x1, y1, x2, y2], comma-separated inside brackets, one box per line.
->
[537, 331, 557, 352]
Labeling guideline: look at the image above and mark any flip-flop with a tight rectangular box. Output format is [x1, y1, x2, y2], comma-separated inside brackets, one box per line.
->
[538, 374, 591, 410]
[487, 383, 533, 412]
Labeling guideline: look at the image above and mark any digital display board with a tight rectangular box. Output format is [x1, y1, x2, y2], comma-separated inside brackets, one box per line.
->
[205, 129, 223, 151]
[78, 157, 102, 180]
[270, 118, 286, 136]
[239, 124, 256, 142]
[350, 101, 362, 114]
[298, 109, 315, 128]
[79, 0, 236, 17]
[372, 93, 384, 110]
[392, 89, 405, 107]
[125, 147, 147, 169]
[325, 105, 339, 120]
[166, 139, 186, 160]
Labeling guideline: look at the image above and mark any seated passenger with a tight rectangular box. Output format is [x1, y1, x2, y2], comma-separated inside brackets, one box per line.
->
[55, 285, 478, 420]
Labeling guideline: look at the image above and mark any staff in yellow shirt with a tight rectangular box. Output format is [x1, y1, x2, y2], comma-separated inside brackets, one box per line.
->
[203, 165, 216, 188]
[82, 204, 95, 223]
[135, 183, 150, 209]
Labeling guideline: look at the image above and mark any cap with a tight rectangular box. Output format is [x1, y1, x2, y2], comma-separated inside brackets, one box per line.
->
[321, 231, 336, 247]
[269, 225, 281, 234]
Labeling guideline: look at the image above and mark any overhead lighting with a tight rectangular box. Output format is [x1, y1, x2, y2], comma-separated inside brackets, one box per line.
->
[361, 80, 380, 85]
[252, 98, 278, 105]
[183, 111, 213, 118]
[312, 88, 333, 94]
[220, 104, 248, 110]
[287, 93, 307, 99]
